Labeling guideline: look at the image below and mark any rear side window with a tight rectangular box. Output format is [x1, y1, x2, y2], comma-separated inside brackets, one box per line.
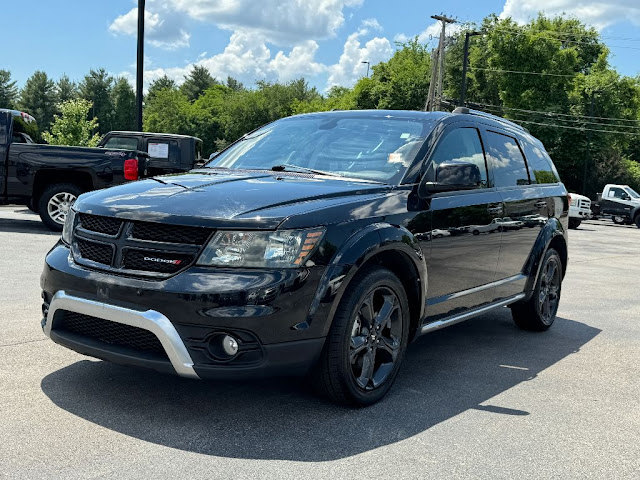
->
[103, 136, 139, 150]
[522, 140, 559, 184]
[149, 139, 179, 164]
[484, 131, 529, 188]
[428, 127, 488, 187]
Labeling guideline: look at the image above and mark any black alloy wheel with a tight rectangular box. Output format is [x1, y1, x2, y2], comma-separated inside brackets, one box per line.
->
[312, 266, 410, 406]
[349, 286, 403, 390]
[511, 248, 563, 331]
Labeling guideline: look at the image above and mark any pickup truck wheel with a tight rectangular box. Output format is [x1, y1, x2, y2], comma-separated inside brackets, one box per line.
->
[312, 266, 410, 406]
[568, 218, 581, 229]
[635, 215, 640, 229]
[38, 183, 82, 231]
[612, 215, 626, 225]
[511, 248, 562, 331]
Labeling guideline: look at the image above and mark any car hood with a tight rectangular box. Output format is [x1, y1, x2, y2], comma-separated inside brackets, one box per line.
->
[74, 169, 393, 229]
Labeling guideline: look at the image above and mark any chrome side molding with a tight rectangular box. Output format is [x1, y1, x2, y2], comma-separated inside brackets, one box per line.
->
[45, 290, 199, 379]
[420, 293, 526, 335]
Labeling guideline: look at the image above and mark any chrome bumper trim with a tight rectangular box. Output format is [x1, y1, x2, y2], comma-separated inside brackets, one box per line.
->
[45, 291, 199, 379]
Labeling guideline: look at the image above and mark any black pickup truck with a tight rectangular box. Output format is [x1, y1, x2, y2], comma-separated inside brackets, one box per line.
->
[0, 109, 149, 230]
[98, 131, 203, 175]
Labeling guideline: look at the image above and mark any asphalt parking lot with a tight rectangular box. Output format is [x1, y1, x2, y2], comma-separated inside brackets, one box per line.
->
[0, 205, 638, 479]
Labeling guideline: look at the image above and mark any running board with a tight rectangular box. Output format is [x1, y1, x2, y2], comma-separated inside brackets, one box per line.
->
[419, 293, 526, 335]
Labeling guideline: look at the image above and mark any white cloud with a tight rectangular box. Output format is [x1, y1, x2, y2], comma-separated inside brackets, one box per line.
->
[500, 0, 640, 30]
[110, 0, 365, 49]
[327, 27, 393, 88]
[109, 6, 190, 50]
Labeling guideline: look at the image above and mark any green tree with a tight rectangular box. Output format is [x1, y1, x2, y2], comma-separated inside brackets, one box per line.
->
[143, 88, 192, 134]
[43, 99, 100, 147]
[226, 76, 244, 92]
[19, 71, 58, 131]
[0, 70, 19, 109]
[112, 77, 136, 131]
[180, 65, 217, 101]
[146, 75, 177, 103]
[56, 75, 78, 104]
[79, 68, 114, 134]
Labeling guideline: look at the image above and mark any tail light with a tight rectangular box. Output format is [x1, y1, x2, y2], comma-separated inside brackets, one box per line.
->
[124, 159, 139, 181]
[567, 193, 572, 205]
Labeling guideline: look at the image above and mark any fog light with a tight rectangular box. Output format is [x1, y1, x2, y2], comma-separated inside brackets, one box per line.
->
[222, 335, 239, 356]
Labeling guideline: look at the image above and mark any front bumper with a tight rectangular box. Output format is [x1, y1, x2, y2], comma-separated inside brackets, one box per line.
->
[41, 244, 329, 379]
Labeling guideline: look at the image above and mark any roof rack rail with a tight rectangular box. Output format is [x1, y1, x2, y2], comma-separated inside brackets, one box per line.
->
[452, 106, 528, 133]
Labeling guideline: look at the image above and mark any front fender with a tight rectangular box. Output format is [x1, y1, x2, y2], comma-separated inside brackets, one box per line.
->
[308, 222, 427, 337]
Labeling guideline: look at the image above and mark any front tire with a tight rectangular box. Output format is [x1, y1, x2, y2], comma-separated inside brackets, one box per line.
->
[312, 266, 410, 406]
[511, 248, 563, 331]
[635, 215, 640, 229]
[612, 215, 626, 225]
[38, 183, 82, 231]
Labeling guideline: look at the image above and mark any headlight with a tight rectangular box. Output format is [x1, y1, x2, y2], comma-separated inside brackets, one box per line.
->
[61, 208, 77, 245]
[197, 228, 325, 268]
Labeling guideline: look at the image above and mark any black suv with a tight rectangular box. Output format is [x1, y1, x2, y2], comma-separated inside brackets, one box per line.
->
[41, 108, 568, 405]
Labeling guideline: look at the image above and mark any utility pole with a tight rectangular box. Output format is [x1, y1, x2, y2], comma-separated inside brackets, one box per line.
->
[135, 0, 145, 132]
[424, 14, 456, 111]
[460, 31, 481, 105]
[582, 93, 596, 194]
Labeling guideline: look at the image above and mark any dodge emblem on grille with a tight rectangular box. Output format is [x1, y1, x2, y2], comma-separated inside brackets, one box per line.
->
[143, 256, 182, 265]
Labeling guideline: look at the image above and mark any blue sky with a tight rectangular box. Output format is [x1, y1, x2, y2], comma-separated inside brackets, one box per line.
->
[4, 0, 640, 92]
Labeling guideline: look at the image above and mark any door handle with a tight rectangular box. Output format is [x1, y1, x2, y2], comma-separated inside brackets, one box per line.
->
[534, 201, 547, 208]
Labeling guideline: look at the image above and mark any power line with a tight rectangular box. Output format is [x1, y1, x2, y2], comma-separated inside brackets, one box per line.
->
[505, 118, 640, 136]
[478, 105, 640, 131]
[469, 67, 577, 78]
[489, 27, 640, 51]
[467, 101, 640, 125]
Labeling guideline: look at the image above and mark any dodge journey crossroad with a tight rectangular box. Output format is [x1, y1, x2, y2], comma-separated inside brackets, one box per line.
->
[41, 108, 568, 406]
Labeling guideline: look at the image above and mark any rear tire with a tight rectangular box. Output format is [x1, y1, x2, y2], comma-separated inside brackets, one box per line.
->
[635, 215, 640, 229]
[612, 215, 626, 225]
[568, 218, 581, 229]
[38, 183, 82, 231]
[311, 266, 410, 406]
[511, 248, 563, 331]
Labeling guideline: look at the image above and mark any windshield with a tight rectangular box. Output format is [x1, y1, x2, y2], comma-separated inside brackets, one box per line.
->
[624, 187, 640, 199]
[207, 114, 434, 183]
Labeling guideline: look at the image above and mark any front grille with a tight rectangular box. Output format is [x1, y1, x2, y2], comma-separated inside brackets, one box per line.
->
[579, 200, 591, 209]
[123, 249, 195, 274]
[78, 213, 122, 236]
[76, 238, 113, 266]
[132, 222, 211, 245]
[56, 311, 168, 358]
[72, 215, 212, 277]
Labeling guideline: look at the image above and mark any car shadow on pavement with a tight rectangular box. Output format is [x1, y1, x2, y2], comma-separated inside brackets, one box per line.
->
[0, 217, 58, 236]
[41, 310, 600, 462]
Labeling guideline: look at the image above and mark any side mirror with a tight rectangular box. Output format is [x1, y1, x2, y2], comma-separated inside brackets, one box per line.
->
[208, 151, 220, 161]
[419, 162, 482, 196]
[621, 193, 630, 201]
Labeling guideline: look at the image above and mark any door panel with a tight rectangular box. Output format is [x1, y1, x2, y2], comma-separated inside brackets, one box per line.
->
[423, 190, 504, 319]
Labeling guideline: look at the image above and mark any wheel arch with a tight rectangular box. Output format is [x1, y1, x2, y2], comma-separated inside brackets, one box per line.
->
[522, 218, 568, 300]
[32, 169, 94, 205]
[312, 223, 427, 341]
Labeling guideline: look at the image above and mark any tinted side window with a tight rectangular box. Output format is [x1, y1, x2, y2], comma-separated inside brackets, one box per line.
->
[428, 127, 488, 187]
[522, 140, 559, 184]
[484, 131, 529, 188]
[104, 136, 139, 150]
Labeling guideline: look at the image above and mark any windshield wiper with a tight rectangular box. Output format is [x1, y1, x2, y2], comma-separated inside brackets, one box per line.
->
[270, 164, 343, 177]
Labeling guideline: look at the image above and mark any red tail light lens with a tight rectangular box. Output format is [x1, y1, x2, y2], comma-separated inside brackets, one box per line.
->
[124, 159, 139, 181]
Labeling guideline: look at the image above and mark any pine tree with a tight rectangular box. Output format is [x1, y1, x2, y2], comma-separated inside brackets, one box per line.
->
[0, 70, 19, 109]
[19, 71, 58, 131]
[180, 65, 217, 101]
[112, 77, 136, 131]
[79, 69, 114, 134]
